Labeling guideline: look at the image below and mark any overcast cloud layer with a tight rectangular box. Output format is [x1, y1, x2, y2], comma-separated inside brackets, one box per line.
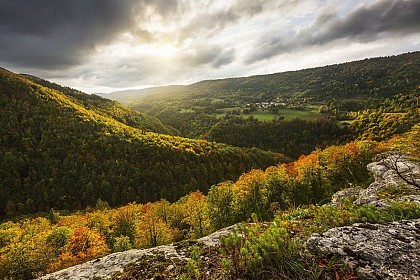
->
[0, 0, 419, 93]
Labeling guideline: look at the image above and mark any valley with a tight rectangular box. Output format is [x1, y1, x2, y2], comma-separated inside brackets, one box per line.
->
[1, 1, 420, 278]
[0, 52, 419, 279]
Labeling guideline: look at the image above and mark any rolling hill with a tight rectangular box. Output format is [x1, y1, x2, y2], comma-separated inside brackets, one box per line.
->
[20, 74, 180, 136]
[102, 52, 419, 110]
[0, 68, 286, 218]
[0, 54, 418, 279]
[98, 52, 419, 158]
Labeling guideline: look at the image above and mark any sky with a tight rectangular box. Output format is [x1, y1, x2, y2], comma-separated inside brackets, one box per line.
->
[0, 0, 419, 93]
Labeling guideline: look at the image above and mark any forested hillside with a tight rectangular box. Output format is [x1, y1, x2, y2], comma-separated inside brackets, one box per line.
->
[20, 74, 180, 136]
[107, 52, 419, 109]
[0, 53, 418, 279]
[205, 117, 351, 158]
[101, 52, 419, 158]
[0, 68, 285, 218]
[352, 89, 420, 141]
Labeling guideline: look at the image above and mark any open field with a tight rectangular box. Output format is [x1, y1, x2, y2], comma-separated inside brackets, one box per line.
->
[211, 106, 328, 121]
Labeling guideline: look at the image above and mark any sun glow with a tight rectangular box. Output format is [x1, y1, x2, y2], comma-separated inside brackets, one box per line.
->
[96, 40, 179, 61]
[151, 44, 179, 58]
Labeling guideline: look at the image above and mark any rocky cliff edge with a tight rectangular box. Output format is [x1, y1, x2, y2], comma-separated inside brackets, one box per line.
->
[308, 152, 420, 279]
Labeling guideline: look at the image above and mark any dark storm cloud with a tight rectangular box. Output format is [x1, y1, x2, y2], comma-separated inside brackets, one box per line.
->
[211, 48, 236, 68]
[176, 0, 266, 45]
[178, 45, 236, 68]
[0, 0, 178, 69]
[247, 0, 420, 63]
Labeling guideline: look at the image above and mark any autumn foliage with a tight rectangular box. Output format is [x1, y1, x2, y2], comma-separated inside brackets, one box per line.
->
[0, 137, 403, 278]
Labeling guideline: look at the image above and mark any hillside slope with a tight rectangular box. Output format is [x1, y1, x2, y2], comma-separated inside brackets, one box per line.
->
[0, 68, 285, 217]
[1, 123, 417, 279]
[20, 74, 180, 136]
[99, 52, 419, 158]
[105, 52, 419, 110]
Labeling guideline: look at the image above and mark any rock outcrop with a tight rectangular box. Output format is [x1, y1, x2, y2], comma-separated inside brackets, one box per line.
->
[307, 219, 420, 280]
[330, 186, 361, 207]
[331, 152, 420, 208]
[39, 225, 237, 280]
[309, 152, 420, 279]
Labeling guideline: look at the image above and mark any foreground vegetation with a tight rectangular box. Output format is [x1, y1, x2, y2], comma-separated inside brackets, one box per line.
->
[110, 199, 420, 280]
[2, 124, 419, 279]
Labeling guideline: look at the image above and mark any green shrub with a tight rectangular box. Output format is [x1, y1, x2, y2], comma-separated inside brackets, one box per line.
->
[112, 235, 133, 252]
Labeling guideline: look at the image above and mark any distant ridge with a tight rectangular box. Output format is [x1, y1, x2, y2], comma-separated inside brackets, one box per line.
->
[100, 85, 187, 104]
[19, 73, 180, 135]
[103, 51, 420, 105]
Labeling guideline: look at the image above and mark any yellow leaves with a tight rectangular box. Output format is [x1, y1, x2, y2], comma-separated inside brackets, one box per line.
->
[20, 217, 51, 240]
[87, 210, 112, 235]
[136, 203, 175, 248]
[384, 124, 420, 159]
[58, 213, 89, 228]
[48, 251, 76, 273]
[233, 169, 267, 199]
[0, 222, 21, 249]
[67, 227, 109, 258]
[183, 191, 211, 238]
[294, 152, 320, 180]
[0, 219, 55, 279]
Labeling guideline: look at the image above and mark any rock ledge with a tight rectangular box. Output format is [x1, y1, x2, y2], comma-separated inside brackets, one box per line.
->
[307, 219, 420, 280]
[39, 225, 237, 280]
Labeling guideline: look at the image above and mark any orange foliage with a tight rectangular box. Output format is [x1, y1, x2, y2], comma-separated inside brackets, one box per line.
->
[57, 214, 88, 228]
[233, 169, 267, 199]
[49, 227, 109, 272]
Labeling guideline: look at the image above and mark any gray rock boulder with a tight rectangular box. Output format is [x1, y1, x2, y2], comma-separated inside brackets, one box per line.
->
[306, 219, 420, 280]
[39, 225, 237, 280]
[331, 152, 420, 208]
[330, 187, 362, 207]
[355, 153, 420, 207]
[309, 152, 420, 279]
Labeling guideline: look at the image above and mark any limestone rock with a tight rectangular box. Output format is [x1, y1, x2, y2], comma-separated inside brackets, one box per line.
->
[307, 219, 420, 280]
[330, 187, 362, 207]
[197, 224, 237, 246]
[317, 153, 420, 279]
[39, 225, 237, 280]
[39, 247, 170, 280]
[332, 152, 420, 207]
[355, 154, 420, 207]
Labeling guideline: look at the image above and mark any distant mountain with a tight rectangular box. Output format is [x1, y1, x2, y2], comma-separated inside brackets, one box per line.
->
[0, 68, 286, 218]
[98, 85, 187, 105]
[107, 52, 419, 111]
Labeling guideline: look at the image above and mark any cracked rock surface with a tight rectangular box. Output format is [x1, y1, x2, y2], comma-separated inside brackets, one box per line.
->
[331, 153, 420, 208]
[307, 219, 420, 280]
[310, 153, 420, 279]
